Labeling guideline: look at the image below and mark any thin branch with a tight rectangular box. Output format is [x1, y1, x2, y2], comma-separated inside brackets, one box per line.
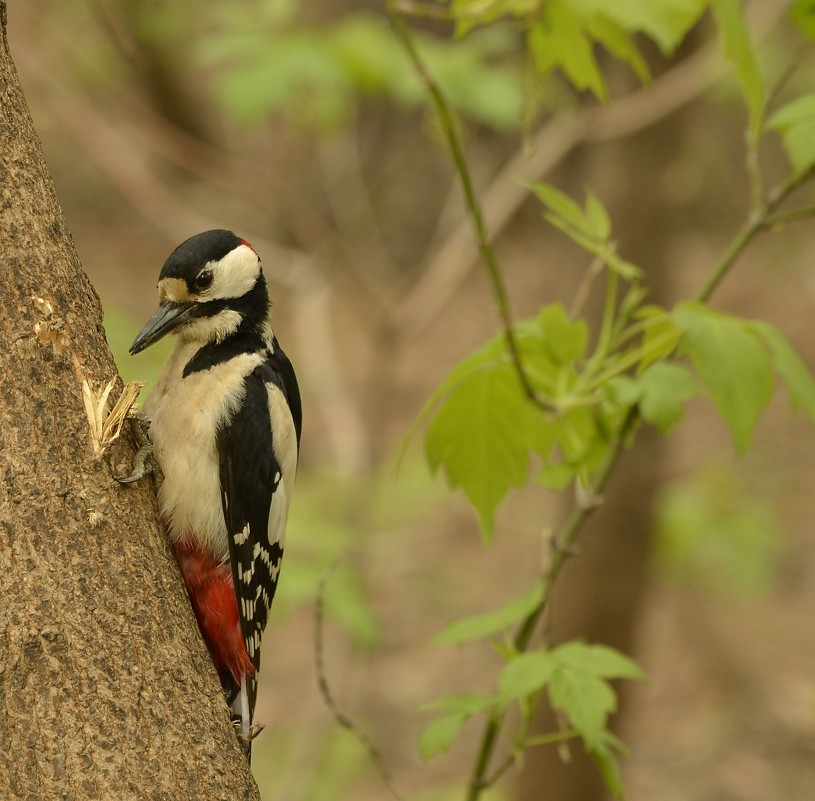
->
[390, 9, 555, 413]
[697, 164, 815, 303]
[765, 203, 815, 229]
[314, 564, 407, 801]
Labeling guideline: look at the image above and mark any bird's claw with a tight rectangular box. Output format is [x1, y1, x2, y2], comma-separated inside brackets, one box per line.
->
[117, 411, 163, 484]
[234, 721, 265, 744]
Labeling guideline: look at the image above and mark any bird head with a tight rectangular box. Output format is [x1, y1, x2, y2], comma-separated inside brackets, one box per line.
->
[130, 230, 268, 354]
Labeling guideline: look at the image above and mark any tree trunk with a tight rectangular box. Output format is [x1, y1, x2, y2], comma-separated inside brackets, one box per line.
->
[0, 4, 260, 799]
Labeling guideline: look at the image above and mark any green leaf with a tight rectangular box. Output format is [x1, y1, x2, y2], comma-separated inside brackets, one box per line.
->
[543, 643, 644, 788]
[418, 713, 469, 760]
[416, 318, 560, 535]
[548, 668, 616, 749]
[527, 181, 592, 237]
[583, 15, 650, 84]
[636, 306, 683, 372]
[422, 694, 494, 715]
[584, 190, 612, 240]
[710, 0, 764, 129]
[673, 302, 774, 452]
[424, 360, 536, 537]
[750, 321, 815, 421]
[767, 94, 815, 175]
[433, 583, 544, 645]
[528, 183, 643, 278]
[527, 0, 607, 100]
[552, 406, 601, 463]
[539, 460, 577, 490]
[570, 0, 708, 55]
[791, 0, 815, 39]
[605, 375, 643, 407]
[537, 303, 589, 365]
[589, 730, 629, 799]
[655, 465, 780, 598]
[604, 250, 643, 281]
[637, 362, 698, 433]
[498, 649, 556, 707]
[553, 641, 647, 681]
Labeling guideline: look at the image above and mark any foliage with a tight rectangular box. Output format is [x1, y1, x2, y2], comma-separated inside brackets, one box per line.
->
[399, 0, 815, 798]
[654, 465, 781, 598]
[196, 6, 524, 130]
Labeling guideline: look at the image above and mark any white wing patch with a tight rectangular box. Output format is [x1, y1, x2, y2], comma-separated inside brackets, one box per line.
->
[266, 382, 298, 549]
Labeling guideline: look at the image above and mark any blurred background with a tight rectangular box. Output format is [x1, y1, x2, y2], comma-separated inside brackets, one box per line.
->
[7, 1, 815, 799]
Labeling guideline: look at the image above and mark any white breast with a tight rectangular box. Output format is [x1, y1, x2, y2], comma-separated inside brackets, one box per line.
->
[145, 341, 264, 556]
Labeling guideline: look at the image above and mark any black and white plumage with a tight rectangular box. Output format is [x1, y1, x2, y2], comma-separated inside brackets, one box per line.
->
[128, 230, 301, 756]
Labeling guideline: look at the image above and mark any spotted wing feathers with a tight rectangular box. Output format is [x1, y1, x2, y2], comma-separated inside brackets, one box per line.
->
[216, 361, 294, 722]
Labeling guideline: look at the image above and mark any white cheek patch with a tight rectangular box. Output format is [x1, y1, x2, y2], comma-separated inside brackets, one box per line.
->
[204, 244, 261, 301]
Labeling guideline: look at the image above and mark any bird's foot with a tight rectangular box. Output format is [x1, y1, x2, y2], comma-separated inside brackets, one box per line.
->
[234, 721, 265, 744]
[116, 411, 162, 484]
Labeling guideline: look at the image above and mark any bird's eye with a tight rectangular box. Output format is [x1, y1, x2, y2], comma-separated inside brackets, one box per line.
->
[195, 270, 214, 290]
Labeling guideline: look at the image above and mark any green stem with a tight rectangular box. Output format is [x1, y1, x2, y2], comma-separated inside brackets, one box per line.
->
[575, 270, 618, 392]
[586, 328, 681, 391]
[745, 125, 764, 216]
[697, 165, 815, 302]
[390, 11, 554, 413]
[766, 204, 815, 228]
[523, 729, 579, 748]
[596, 270, 618, 362]
[466, 407, 638, 801]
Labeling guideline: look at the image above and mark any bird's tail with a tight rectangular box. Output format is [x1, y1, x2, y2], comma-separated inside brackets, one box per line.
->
[230, 674, 256, 763]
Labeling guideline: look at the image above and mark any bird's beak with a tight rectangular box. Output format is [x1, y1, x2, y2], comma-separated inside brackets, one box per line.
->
[129, 302, 194, 354]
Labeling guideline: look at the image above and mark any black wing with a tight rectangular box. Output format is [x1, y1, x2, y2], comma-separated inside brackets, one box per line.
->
[216, 354, 300, 720]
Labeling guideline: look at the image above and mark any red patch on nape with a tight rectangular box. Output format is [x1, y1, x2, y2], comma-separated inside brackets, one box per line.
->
[174, 541, 254, 686]
[239, 238, 258, 256]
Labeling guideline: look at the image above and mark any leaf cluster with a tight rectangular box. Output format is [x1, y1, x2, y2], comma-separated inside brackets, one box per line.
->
[197, 7, 523, 130]
[421, 607, 645, 798]
[421, 185, 815, 539]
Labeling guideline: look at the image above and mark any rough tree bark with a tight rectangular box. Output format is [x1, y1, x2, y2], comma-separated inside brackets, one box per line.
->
[0, 4, 260, 799]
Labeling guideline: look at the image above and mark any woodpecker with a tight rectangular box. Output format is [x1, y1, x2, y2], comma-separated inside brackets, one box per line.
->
[124, 229, 301, 756]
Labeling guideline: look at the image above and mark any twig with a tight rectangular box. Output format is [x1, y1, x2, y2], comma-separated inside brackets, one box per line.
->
[314, 564, 407, 801]
[766, 203, 815, 228]
[697, 164, 815, 303]
[390, 10, 554, 413]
